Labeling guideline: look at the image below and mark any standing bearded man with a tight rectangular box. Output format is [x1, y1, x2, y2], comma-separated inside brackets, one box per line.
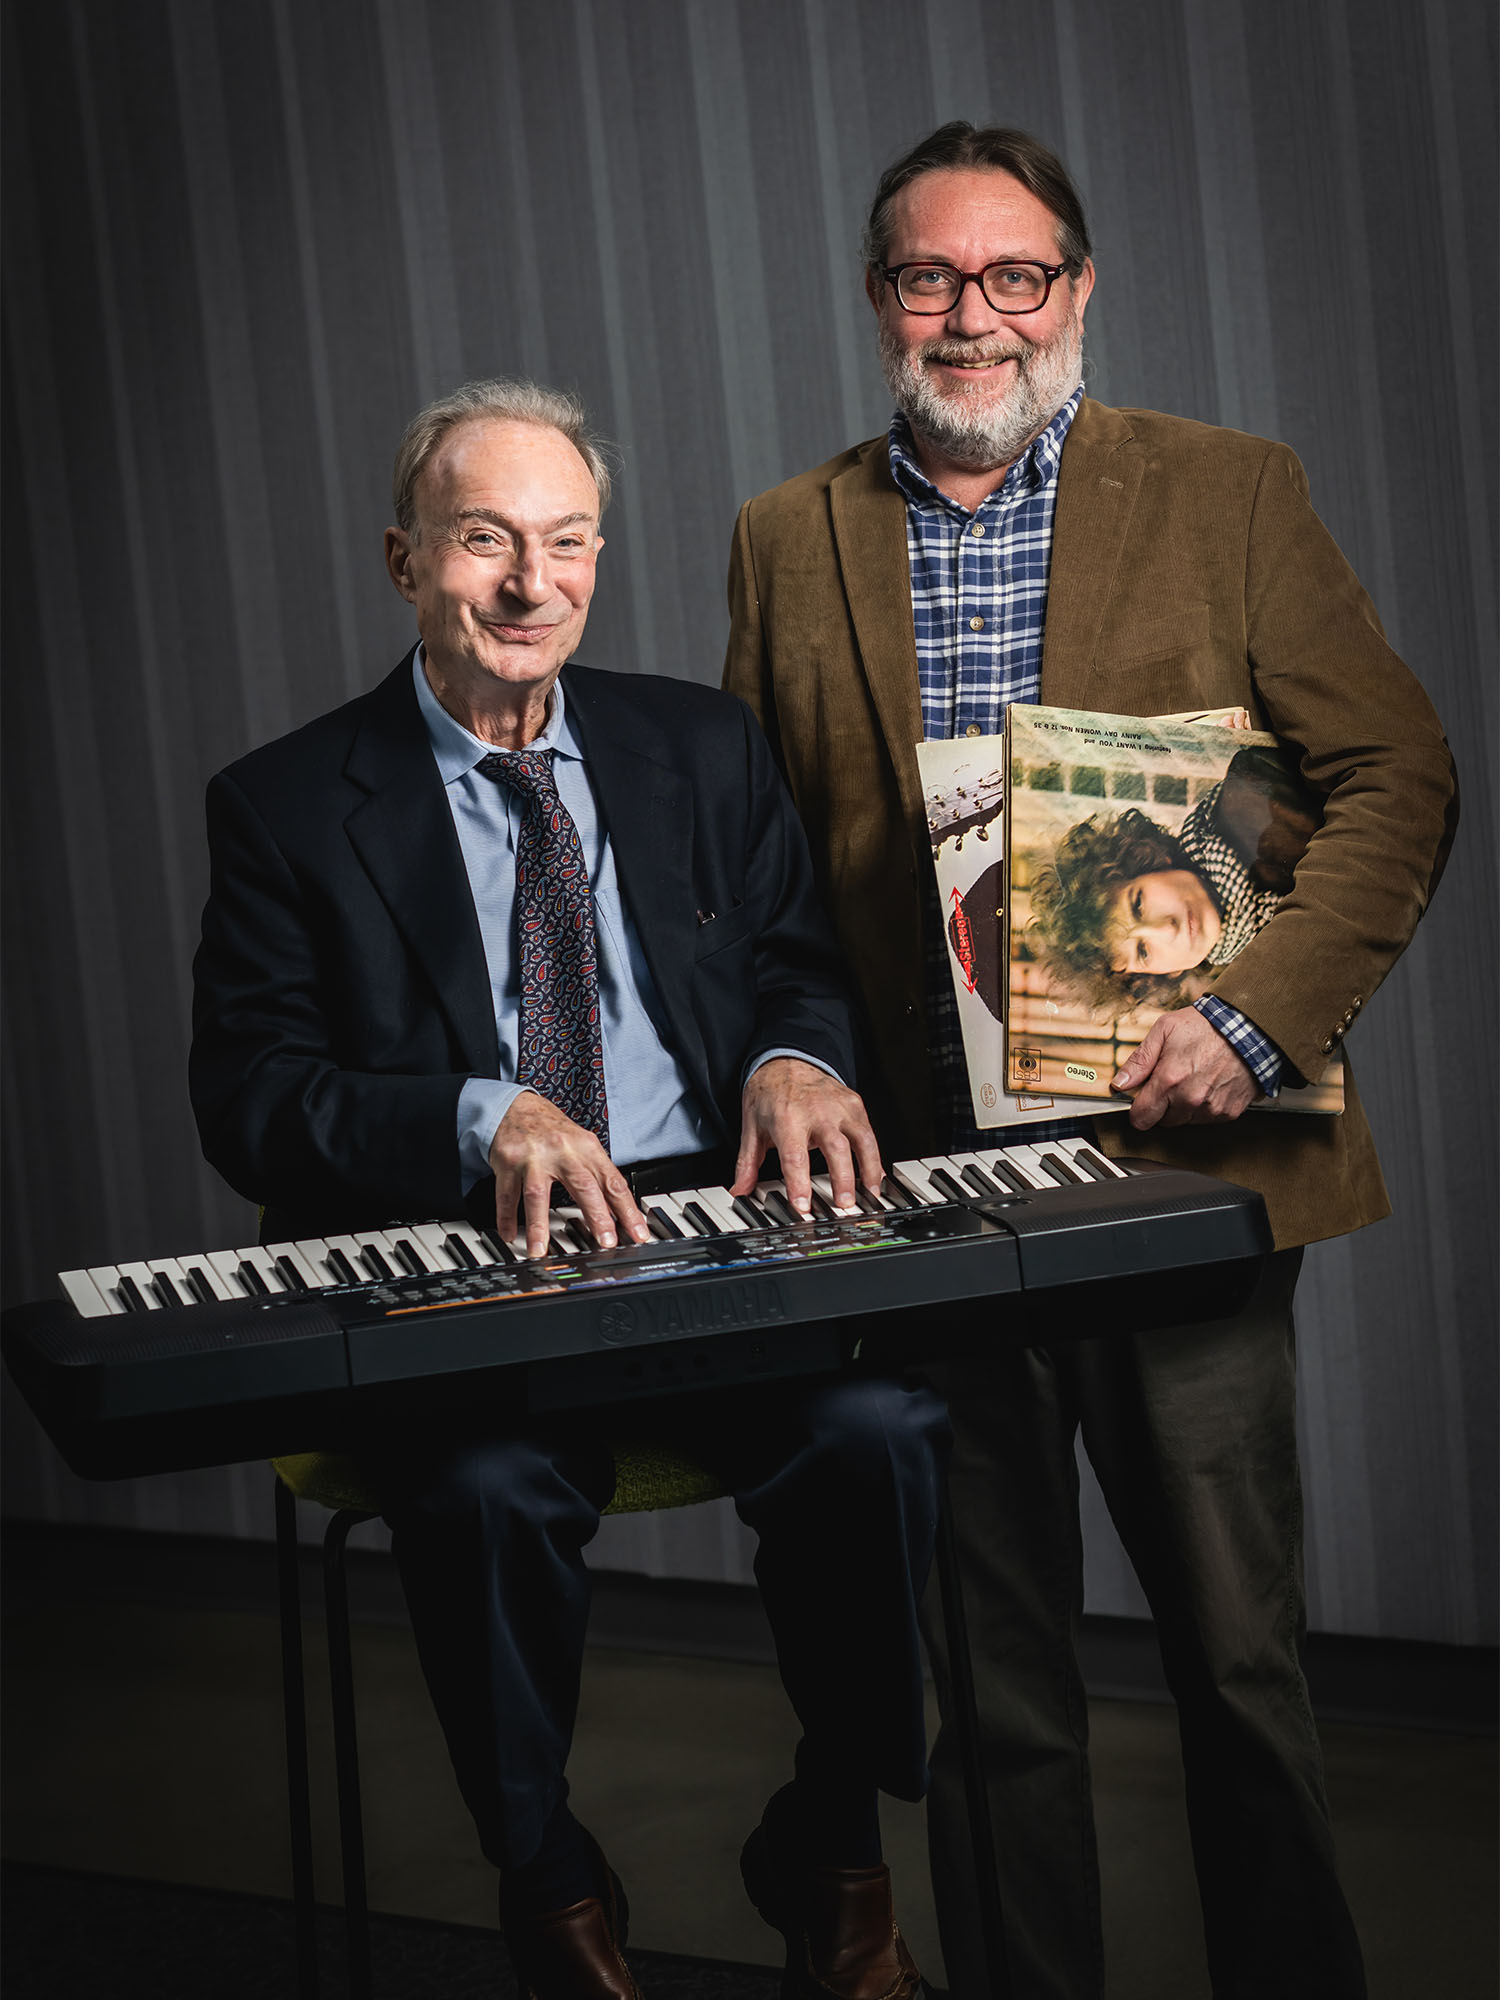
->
[724, 123, 1455, 1999]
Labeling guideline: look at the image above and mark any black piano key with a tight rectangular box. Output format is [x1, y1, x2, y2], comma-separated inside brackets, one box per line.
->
[960, 1165, 1006, 1199]
[325, 1248, 360, 1286]
[928, 1167, 969, 1204]
[807, 1187, 840, 1221]
[1030, 1155, 1081, 1187]
[443, 1233, 479, 1270]
[118, 1274, 151, 1313]
[477, 1229, 516, 1267]
[360, 1245, 395, 1282]
[236, 1260, 270, 1296]
[183, 1265, 217, 1306]
[681, 1200, 721, 1237]
[152, 1272, 184, 1309]
[983, 1158, 1032, 1195]
[762, 1190, 802, 1228]
[1068, 1145, 1117, 1183]
[389, 1237, 426, 1276]
[876, 1176, 913, 1209]
[853, 1185, 885, 1215]
[274, 1256, 310, 1292]
[644, 1204, 683, 1241]
[731, 1195, 772, 1229]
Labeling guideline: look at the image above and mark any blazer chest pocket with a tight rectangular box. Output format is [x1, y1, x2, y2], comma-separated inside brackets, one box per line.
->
[1105, 601, 1213, 668]
[693, 902, 752, 961]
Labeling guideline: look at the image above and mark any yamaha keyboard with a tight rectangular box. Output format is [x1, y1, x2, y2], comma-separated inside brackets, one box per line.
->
[4, 1139, 1270, 1479]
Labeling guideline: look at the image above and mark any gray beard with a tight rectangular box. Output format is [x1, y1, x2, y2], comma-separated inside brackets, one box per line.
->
[879, 315, 1083, 471]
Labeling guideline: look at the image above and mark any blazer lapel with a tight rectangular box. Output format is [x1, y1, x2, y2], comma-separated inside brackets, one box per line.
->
[563, 671, 710, 1090]
[830, 444, 927, 836]
[1041, 398, 1142, 711]
[342, 659, 500, 1075]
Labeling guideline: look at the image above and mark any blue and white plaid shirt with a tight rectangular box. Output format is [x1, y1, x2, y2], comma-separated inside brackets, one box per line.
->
[889, 390, 1282, 1150]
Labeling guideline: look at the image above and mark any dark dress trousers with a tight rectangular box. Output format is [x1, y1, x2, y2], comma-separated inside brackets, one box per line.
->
[190, 653, 949, 1871]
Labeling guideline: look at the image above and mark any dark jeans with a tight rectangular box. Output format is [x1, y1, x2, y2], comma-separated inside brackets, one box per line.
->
[923, 1248, 1367, 2000]
[365, 1373, 950, 1870]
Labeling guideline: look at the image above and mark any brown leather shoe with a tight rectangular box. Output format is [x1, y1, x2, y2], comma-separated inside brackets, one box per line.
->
[503, 1864, 642, 2000]
[741, 1820, 922, 2000]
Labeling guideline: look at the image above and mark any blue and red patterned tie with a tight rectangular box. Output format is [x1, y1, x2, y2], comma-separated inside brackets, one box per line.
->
[477, 749, 610, 1150]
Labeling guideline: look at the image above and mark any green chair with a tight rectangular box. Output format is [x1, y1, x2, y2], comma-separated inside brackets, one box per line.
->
[273, 1444, 1002, 1999]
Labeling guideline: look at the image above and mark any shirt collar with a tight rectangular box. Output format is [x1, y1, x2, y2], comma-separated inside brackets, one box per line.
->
[412, 648, 580, 784]
[886, 384, 1084, 515]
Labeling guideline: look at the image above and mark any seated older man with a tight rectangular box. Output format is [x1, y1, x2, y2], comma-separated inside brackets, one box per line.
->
[190, 378, 946, 2000]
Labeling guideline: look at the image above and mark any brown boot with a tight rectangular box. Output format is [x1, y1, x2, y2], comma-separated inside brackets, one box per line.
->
[741, 1818, 922, 2000]
[502, 1862, 642, 2000]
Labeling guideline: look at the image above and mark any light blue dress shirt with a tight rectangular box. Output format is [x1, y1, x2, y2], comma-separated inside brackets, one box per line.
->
[415, 656, 836, 1187]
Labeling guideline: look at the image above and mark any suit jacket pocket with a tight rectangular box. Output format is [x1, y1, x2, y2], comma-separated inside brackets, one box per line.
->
[693, 902, 753, 961]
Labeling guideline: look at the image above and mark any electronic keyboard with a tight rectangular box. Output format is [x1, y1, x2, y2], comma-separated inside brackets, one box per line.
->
[3, 1139, 1271, 1478]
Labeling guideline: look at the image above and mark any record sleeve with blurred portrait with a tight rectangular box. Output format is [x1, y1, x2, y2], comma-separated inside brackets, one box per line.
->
[1004, 704, 1344, 1111]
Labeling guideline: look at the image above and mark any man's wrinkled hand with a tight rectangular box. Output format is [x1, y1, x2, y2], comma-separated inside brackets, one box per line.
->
[488, 1092, 651, 1258]
[1111, 1008, 1261, 1130]
[730, 1057, 885, 1215]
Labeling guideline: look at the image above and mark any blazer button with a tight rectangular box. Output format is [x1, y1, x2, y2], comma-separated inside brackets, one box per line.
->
[1321, 1038, 1336, 1054]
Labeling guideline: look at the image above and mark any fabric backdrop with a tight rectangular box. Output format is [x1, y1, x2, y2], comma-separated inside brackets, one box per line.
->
[2, 0, 1494, 1644]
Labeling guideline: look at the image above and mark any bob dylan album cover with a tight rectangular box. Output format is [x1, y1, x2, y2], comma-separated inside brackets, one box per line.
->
[916, 736, 1111, 1130]
[1005, 706, 1344, 1113]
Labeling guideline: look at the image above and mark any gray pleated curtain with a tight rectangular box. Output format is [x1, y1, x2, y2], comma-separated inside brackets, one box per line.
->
[2, 0, 1494, 1644]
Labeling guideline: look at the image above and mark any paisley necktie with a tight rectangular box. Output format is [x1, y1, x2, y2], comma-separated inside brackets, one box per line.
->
[477, 750, 609, 1149]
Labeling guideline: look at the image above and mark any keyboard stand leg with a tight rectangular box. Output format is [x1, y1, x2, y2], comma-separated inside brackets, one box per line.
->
[324, 1510, 373, 2000]
[275, 1476, 320, 1998]
[935, 1479, 1012, 1997]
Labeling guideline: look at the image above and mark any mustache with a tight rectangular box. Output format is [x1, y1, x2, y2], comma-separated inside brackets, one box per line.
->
[916, 338, 1030, 367]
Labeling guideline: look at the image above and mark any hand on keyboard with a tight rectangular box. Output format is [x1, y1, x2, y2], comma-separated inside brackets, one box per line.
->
[1112, 1008, 1260, 1130]
[731, 1057, 885, 1215]
[489, 1091, 652, 1258]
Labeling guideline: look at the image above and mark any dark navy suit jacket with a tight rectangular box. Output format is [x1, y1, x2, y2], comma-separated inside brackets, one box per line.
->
[190, 653, 855, 1238]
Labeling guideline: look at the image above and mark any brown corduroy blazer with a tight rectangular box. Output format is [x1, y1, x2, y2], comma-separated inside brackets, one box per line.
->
[723, 397, 1457, 1250]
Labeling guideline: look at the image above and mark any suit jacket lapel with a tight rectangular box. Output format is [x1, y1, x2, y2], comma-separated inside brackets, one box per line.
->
[342, 658, 501, 1075]
[830, 443, 927, 837]
[563, 670, 710, 1093]
[1041, 398, 1142, 711]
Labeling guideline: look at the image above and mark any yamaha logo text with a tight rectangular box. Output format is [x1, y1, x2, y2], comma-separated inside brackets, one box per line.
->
[596, 1279, 787, 1346]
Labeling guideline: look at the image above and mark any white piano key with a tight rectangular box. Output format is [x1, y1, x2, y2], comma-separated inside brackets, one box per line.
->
[87, 1265, 130, 1312]
[114, 1261, 169, 1310]
[410, 1222, 466, 1268]
[179, 1254, 237, 1301]
[689, 1186, 744, 1234]
[1029, 1140, 1090, 1186]
[236, 1244, 291, 1292]
[265, 1240, 332, 1288]
[664, 1189, 722, 1235]
[351, 1230, 409, 1279]
[380, 1228, 446, 1275]
[547, 1208, 594, 1255]
[810, 1175, 861, 1219]
[322, 1233, 375, 1282]
[919, 1155, 976, 1202]
[145, 1257, 197, 1308]
[643, 1194, 695, 1239]
[1060, 1137, 1130, 1181]
[890, 1159, 945, 1205]
[445, 1220, 502, 1268]
[756, 1177, 813, 1224]
[59, 1269, 116, 1318]
[981, 1146, 1053, 1191]
[941, 1152, 1011, 1199]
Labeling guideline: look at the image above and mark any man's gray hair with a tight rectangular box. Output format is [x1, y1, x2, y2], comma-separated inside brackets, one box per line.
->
[392, 377, 614, 535]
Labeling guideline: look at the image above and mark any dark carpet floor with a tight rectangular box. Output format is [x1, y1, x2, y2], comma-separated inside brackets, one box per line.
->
[0, 1862, 800, 1999]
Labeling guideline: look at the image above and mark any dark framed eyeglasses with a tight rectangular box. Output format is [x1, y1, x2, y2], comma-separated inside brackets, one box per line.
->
[882, 259, 1073, 316]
